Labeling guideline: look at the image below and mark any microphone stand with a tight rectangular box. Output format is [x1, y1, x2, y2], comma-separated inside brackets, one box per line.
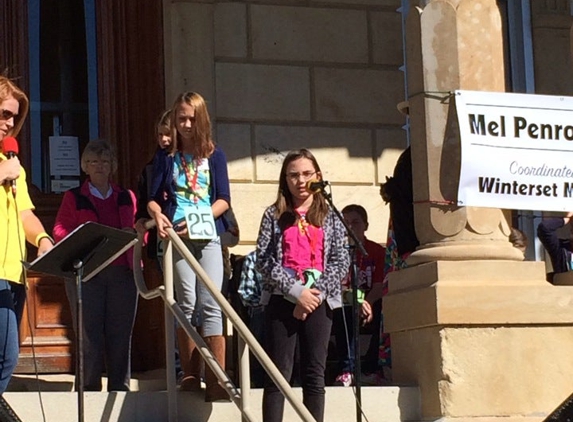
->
[71, 236, 109, 422]
[316, 184, 367, 422]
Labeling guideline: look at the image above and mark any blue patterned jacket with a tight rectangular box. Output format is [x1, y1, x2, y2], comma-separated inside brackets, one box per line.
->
[255, 205, 350, 310]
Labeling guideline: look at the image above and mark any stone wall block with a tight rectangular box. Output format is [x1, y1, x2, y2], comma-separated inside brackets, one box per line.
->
[391, 326, 443, 417]
[214, 3, 247, 58]
[229, 183, 278, 247]
[251, 5, 368, 63]
[375, 127, 408, 184]
[314, 68, 404, 124]
[405, 6, 425, 99]
[166, 0, 408, 248]
[440, 327, 573, 417]
[169, 3, 215, 104]
[216, 123, 253, 181]
[371, 11, 404, 65]
[216, 63, 311, 120]
[254, 125, 374, 183]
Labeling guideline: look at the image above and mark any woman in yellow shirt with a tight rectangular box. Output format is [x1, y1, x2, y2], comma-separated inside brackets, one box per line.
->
[0, 75, 54, 400]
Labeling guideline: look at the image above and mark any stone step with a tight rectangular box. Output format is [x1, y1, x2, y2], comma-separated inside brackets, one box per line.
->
[4, 372, 421, 422]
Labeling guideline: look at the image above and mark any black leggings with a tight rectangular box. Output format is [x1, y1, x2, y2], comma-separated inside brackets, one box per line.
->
[262, 295, 333, 422]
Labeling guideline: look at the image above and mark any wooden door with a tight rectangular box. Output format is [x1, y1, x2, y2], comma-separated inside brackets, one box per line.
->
[15, 190, 74, 373]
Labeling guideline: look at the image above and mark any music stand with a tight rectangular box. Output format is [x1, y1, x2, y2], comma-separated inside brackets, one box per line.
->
[24, 222, 138, 422]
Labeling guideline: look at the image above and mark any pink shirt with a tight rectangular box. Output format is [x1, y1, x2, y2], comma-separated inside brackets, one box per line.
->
[92, 195, 130, 267]
[282, 216, 324, 280]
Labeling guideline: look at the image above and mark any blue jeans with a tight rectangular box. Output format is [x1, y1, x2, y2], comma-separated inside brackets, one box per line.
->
[0, 280, 19, 393]
[173, 237, 224, 337]
[9, 283, 25, 329]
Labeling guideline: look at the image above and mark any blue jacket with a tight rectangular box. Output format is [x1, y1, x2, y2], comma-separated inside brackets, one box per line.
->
[148, 146, 231, 236]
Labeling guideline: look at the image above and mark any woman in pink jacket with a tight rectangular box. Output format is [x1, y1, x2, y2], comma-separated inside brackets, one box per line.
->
[53, 139, 138, 392]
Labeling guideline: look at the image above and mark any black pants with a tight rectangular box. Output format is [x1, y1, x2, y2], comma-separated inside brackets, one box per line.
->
[363, 299, 382, 374]
[262, 295, 332, 422]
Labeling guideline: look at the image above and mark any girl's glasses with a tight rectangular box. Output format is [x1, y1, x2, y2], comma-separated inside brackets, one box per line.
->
[287, 171, 316, 182]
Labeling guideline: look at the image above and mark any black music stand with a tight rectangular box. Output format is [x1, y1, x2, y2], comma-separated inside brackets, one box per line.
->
[24, 222, 138, 422]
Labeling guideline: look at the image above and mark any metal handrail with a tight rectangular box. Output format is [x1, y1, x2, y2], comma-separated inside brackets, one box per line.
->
[133, 220, 316, 422]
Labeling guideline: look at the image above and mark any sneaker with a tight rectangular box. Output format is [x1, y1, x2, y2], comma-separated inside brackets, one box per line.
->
[334, 372, 354, 387]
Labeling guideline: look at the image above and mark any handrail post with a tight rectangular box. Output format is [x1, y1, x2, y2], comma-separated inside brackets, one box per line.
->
[163, 239, 177, 422]
[238, 336, 251, 422]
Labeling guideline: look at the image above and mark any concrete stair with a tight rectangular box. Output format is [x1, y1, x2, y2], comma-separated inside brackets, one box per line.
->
[4, 371, 421, 422]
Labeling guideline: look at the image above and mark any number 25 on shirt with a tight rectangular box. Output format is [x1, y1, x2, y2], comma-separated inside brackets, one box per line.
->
[184, 204, 216, 240]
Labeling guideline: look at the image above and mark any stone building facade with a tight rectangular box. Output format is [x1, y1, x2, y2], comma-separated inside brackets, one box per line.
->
[163, 0, 408, 253]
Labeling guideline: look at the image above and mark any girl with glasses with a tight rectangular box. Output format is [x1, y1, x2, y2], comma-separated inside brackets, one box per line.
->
[255, 148, 350, 422]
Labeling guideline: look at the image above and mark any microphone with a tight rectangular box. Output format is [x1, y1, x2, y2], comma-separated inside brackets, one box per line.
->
[306, 179, 329, 193]
[2, 136, 18, 195]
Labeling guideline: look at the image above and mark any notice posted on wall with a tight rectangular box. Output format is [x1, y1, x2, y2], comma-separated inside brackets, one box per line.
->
[456, 90, 573, 212]
[49, 136, 80, 177]
[51, 179, 80, 194]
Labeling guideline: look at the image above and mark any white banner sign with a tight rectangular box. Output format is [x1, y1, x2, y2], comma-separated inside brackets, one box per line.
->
[456, 89, 573, 212]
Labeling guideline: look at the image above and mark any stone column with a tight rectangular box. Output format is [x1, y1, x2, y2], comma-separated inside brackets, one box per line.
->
[406, 0, 523, 265]
[384, 2, 573, 421]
